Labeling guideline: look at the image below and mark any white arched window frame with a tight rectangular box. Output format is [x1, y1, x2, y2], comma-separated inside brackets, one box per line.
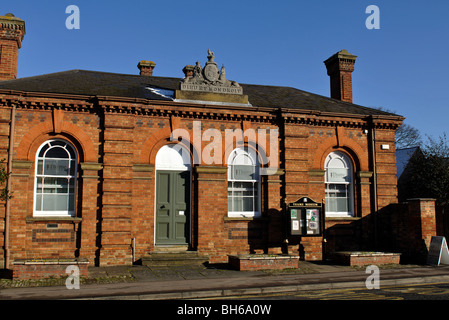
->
[227, 147, 261, 218]
[324, 151, 354, 217]
[34, 139, 77, 217]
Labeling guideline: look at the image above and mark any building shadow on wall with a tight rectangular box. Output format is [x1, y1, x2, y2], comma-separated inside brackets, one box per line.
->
[324, 201, 432, 264]
[244, 200, 435, 265]
[247, 208, 289, 255]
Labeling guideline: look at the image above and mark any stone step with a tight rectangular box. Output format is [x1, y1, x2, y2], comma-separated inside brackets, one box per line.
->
[152, 245, 189, 253]
[141, 249, 209, 267]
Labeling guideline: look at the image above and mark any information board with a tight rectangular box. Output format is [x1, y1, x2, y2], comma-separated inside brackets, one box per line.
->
[287, 197, 323, 237]
[427, 236, 449, 266]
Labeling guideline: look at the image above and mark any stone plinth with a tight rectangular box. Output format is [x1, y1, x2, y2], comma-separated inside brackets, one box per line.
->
[228, 254, 299, 271]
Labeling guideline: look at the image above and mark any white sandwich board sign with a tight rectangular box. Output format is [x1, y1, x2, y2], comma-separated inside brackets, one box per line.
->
[427, 236, 449, 266]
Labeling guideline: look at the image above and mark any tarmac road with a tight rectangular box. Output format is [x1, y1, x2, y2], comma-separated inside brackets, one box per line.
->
[238, 282, 449, 300]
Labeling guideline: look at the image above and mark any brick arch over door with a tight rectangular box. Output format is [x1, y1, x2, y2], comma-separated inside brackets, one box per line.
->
[15, 121, 97, 163]
[140, 127, 200, 166]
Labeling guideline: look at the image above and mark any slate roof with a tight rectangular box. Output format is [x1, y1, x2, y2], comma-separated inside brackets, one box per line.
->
[0, 69, 400, 117]
[396, 147, 420, 178]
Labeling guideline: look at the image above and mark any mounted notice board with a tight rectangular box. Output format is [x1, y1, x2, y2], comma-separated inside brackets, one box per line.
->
[427, 236, 449, 266]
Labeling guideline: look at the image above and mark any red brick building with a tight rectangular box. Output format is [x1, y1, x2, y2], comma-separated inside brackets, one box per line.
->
[0, 13, 408, 270]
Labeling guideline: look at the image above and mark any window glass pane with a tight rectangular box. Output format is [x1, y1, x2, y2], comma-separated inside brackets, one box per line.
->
[242, 197, 253, 211]
[35, 194, 42, 211]
[232, 165, 256, 181]
[69, 160, 76, 176]
[67, 145, 76, 159]
[68, 194, 75, 211]
[69, 178, 75, 193]
[336, 197, 348, 212]
[44, 159, 70, 176]
[46, 146, 69, 159]
[45, 195, 56, 210]
[42, 194, 68, 211]
[326, 197, 337, 212]
[233, 196, 243, 212]
[37, 160, 43, 175]
[51, 141, 67, 147]
[243, 190, 254, 196]
[233, 190, 243, 198]
[328, 168, 350, 183]
[38, 144, 49, 157]
[43, 177, 56, 193]
[56, 178, 68, 194]
[36, 177, 43, 193]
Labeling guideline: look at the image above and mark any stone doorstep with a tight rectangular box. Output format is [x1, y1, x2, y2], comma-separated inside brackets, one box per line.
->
[152, 245, 189, 253]
[141, 250, 209, 267]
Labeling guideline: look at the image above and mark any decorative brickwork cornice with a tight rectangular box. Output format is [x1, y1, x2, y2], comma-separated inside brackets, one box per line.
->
[0, 89, 403, 130]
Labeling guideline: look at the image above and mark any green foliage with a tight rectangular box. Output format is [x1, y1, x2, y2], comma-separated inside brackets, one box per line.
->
[407, 133, 449, 207]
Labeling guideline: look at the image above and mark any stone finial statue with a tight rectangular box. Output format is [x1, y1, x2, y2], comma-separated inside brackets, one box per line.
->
[207, 49, 215, 63]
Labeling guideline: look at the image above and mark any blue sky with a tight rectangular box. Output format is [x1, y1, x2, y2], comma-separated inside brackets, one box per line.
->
[5, 1, 449, 140]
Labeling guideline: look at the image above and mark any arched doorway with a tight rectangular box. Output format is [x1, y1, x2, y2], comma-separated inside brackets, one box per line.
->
[154, 144, 192, 245]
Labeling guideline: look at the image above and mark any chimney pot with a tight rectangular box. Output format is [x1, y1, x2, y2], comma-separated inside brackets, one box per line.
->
[324, 49, 357, 103]
[138, 60, 156, 76]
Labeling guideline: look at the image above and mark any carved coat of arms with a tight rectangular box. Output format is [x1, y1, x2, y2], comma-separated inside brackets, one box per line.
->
[180, 49, 242, 95]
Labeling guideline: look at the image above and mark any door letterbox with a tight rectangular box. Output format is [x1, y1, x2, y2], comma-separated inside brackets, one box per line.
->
[287, 197, 323, 237]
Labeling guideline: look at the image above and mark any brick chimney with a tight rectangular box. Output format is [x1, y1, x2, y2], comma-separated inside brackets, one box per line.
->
[138, 60, 156, 76]
[324, 49, 357, 103]
[0, 13, 26, 81]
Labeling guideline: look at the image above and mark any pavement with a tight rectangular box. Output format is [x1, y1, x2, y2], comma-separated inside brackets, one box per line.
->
[1, 261, 449, 300]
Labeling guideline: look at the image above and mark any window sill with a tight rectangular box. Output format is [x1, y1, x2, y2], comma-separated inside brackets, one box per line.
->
[224, 216, 268, 222]
[325, 216, 360, 221]
[26, 216, 82, 223]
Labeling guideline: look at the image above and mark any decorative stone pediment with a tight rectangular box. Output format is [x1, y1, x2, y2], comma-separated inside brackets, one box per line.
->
[175, 50, 249, 105]
[181, 49, 242, 94]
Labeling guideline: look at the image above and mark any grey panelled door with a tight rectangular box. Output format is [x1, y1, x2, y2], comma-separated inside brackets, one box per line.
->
[155, 170, 190, 245]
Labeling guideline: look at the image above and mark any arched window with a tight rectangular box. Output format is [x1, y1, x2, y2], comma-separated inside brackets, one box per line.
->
[34, 140, 77, 217]
[324, 151, 354, 217]
[227, 147, 260, 217]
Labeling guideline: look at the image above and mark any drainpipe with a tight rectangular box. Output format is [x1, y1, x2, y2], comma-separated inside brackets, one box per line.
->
[132, 237, 135, 264]
[5, 104, 16, 270]
[369, 117, 378, 249]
